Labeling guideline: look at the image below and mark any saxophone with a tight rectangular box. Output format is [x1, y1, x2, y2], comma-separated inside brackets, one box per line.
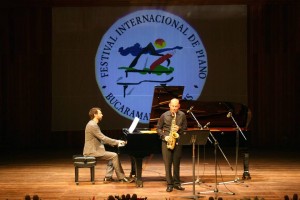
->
[167, 112, 180, 150]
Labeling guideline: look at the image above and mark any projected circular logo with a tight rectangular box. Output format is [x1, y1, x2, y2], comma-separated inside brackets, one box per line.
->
[95, 9, 208, 124]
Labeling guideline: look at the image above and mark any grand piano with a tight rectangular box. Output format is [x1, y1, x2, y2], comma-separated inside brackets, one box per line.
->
[120, 86, 251, 187]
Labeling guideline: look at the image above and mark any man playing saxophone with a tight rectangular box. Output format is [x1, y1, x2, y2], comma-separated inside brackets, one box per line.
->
[157, 98, 187, 192]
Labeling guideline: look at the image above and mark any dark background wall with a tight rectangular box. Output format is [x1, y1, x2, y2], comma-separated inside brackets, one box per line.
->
[1, 0, 299, 150]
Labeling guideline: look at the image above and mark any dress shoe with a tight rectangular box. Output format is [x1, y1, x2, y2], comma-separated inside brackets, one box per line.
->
[119, 177, 134, 183]
[103, 177, 114, 183]
[174, 185, 185, 190]
[166, 186, 173, 192]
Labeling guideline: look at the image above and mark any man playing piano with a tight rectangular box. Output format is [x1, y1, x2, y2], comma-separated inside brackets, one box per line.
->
[83, 107, 133, 183]
[156, 98, 187, 192]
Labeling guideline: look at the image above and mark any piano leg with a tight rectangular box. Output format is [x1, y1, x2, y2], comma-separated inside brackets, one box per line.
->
[242, 152, 251, 180]
[241, 132, 251, 180]
[130, 156, 144, 188]
[129, 158, 136, 178]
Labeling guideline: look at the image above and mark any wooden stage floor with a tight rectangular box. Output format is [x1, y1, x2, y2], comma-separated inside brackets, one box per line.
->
[0, 146, 299, 200]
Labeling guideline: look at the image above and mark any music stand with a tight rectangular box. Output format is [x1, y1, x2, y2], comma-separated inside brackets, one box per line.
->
[179, 130, 210, 200]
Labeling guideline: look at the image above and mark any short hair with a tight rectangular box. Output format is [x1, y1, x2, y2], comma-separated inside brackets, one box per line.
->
[169, 98, 180, 106]
[170, 98, 179, 104]
[89, 107, 101, 120]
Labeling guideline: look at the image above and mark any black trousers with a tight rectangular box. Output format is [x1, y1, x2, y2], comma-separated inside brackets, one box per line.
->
[161, 141, 183, 186]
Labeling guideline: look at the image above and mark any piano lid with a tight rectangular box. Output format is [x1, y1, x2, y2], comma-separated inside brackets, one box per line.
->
[149, 86, 250, 130]
[149, 85, 184, 122]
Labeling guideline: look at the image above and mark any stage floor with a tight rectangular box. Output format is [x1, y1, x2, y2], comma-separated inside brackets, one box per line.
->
[0, 146, 299, 200]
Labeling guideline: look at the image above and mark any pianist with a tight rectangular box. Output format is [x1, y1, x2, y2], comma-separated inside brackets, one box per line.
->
[83, 107, 133, 183]
[156, 98, 187, 192]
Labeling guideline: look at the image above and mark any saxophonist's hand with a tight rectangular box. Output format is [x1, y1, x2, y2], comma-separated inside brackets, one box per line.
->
[164, 136, 170, 142]
[173, 125, 179, 132]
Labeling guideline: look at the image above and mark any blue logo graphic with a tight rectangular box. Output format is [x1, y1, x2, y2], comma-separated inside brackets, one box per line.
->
[95, 9, 208, 123]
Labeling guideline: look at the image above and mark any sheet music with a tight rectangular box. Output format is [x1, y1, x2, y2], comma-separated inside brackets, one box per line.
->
[128, 117, 140, 133]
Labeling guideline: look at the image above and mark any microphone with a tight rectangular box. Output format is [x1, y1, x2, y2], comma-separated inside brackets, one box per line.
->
[220, 102, 233, 113]
[186, 106, 194, 113]
[203, 122, 210, 129]
[227, 112, 232, 118]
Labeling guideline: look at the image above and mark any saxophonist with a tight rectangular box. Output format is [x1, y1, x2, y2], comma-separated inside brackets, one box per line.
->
[157, 98, 187, 192]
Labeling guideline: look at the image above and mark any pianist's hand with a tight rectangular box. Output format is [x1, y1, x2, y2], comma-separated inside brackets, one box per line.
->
[118, 140, 126, 147]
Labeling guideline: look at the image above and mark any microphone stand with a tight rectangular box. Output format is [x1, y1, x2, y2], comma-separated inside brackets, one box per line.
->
[218, 112, 248, 186]
[188, 109, 233, 172]
[198, 131, 235, 198]
[186, 110, 235, 198]
[182, 110, 211, 187]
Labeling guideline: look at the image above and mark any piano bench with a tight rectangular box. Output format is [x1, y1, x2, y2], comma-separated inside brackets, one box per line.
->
[73, 155, 96, 185]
